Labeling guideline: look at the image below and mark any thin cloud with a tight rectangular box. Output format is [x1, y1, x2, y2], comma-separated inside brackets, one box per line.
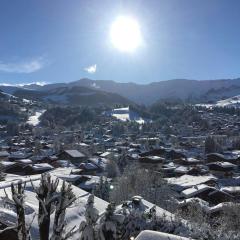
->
[0, 58, 45, 74]
[0, 81, 47, 87]
[84, 64, 97, 74]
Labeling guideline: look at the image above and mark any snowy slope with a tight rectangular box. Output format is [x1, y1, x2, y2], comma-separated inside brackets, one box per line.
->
[197, 95, 240, 108]
[107, 107, 146, 124]
[216, 95, 240, 108]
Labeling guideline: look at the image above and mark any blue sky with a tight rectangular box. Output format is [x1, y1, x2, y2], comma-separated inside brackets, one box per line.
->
[0, 0, 240, 85]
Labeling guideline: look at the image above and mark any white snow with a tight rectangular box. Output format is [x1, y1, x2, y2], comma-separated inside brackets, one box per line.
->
[181, 184, 212, 198]
[135, 230, 194, 240]
[0, 172, 108, 239]
[167, 174, 217, 191]
[108, 107, 147, 124]
[27, 110, 46, 126]
[196, 95, 240, 109]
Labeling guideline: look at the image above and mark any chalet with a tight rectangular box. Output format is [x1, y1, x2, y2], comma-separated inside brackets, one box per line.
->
[221, 186, 240, 198]
[51, 160, 75, 168]
[174, 157, 202, 166]
[167, 174, 217, 192]
[58, 150, 86, 165]
[139, 147, 166, 157]
[0, 150, 9, 161]
[181, 184, 234, 204]
[9, 151, 32, 161]
[207, 162, 237, 178]
[208, 202, 240, 218]
[206, 153, 226, 163]
[160, 162, 176, 177]
[174, 166, 192, 176]
[166, 149, 186, 160]
[24, 163, 54, 175]
[79, 162, 100, 174]
[138, 156, 164, 164]
[1, 161, 25, 175]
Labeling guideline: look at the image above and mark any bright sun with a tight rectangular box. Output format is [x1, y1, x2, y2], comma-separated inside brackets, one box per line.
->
[110, 16, 142, 52]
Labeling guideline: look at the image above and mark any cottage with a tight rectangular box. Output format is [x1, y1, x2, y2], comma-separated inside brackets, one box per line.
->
[207, 162, 237, 178]
[58, 150, 86, 165]
[0, 150, 9, 161]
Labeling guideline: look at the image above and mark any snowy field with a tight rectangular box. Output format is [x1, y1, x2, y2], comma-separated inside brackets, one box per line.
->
[27, 110, 46, 126]
[109, 107, 146, 124]
[196, 95, 240, 109]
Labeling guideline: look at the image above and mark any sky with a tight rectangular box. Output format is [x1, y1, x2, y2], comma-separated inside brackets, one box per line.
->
[0, 0, 240, 85]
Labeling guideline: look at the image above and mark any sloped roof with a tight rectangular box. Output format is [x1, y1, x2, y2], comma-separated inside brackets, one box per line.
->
[135, 230, 194, 240]
[64, 150, 85, 158]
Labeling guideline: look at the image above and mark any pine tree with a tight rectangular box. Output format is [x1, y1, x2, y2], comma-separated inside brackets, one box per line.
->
[94, 176, 110, 201]
[79, 194, 99, 240]
[99, 203, 118, 240]
[205, 136, 216, 154]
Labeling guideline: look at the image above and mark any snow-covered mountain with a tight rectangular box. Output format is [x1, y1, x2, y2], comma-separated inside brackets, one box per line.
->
[19, 78, 240, 105]
[11, 86, 133, 106]
[2, 78, 240, 105]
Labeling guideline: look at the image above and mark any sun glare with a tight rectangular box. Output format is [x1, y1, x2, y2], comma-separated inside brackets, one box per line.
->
[110, 16, 142, 52]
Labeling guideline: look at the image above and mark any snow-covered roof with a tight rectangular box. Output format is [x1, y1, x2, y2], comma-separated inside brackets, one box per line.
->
[64, 150, 85, 158]
[221, 186, 240, 194]
[100, 151, 111, 157]
[31, 163, 54, 171]
[0, 150, 9, 157]
[9, 151, 31, 159]
[135, 230, 194, 240]
[0, 172, 108, 239]
[89, 157, 108, 170]
[79, 162, 99, 170]
[0, 161, 15, 167]
[174, 166, 189, 174]
[167, 174, 217, 191]
[181, 184, 213, 198]
[208, 161, 237, 168]
[15, 158, 33, 164]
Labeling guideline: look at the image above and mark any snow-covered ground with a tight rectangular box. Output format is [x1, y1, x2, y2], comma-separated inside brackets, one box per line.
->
[216, 95, 240, 108]
[196, 95, 240, 109]
[107, 107, 147, 124]
[0, 91, 17, 99]
[0, 170, 179, 239]
[0, 171, 108, 239]
[27, 110, 46, 126]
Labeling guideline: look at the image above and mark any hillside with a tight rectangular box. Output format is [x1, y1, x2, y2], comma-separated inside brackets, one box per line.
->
[20, 78, 240, 105]
[12, 86, 132, 107]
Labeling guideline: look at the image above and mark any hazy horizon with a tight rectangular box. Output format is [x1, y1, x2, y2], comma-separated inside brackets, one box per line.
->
[2, 76, 240, 87]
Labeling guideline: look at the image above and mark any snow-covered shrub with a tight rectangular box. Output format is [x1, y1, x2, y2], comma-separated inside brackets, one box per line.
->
[109, 163, 174, 210]
[32, 173, 59, 240]
[79, 194, 99, 240]
[98, 202, 119, 240]
[50, 181, 76, 240]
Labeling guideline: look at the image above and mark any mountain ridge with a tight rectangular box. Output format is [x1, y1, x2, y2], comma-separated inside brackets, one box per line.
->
[2, 77, 240, 105]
